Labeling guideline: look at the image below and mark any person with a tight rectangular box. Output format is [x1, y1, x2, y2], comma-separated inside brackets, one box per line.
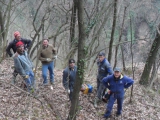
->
[102, 67, 134, 119]
[13, 41, 35, 91]
[6, 31, 32, 84]
[62, 59, 77, 101]
[94, 52, 113, 107]
[80, 84, 93, 94]
[39, 39, 56, 85]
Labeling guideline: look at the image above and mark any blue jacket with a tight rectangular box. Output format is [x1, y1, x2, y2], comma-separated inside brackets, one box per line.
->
[13, 51, 34, 77]
[63, 66, 77, 92]
[102, 74, 134, 97]
[97, 58, 113, 80]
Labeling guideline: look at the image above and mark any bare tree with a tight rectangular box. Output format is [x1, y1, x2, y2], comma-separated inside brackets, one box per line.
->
[0, 0, 13, 62]
[108, 0, 118, 63]
[113, 6, 127, 69]
[139, 24, 160, 85]
[67, 0, 86, 119]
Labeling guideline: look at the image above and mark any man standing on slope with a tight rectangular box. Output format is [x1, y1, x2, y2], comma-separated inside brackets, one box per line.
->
[63, 59, 77, 101]
[94, 52, 113, 107]
[39, 39, 56, 85]
[13, 41, 35, 91]
[102, 67, 134, 119]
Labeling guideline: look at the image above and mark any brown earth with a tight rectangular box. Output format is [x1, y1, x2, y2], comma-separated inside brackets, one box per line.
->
[0, 59, 159, 120]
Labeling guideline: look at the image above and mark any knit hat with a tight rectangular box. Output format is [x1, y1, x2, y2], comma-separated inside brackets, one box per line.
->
[16, 41, 24, 48]
[14, 31, 20, 37]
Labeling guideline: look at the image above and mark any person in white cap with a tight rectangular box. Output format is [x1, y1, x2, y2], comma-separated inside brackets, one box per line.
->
[102, 67, 134, 119]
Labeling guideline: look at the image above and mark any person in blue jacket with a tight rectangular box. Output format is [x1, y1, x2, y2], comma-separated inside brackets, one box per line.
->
[102, 67, 134, 119]
[13, 41, 35, 92]
[63, 59, 77, 101]
[94, 52, 113, 107]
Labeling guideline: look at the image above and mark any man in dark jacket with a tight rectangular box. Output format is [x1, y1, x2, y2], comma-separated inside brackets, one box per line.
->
[6, 31, 32, 84]
[102, 67, 134, 119]
[6, 31, 31, 57]
[94, 52, 113, 107]
[63, 59, 77, 101]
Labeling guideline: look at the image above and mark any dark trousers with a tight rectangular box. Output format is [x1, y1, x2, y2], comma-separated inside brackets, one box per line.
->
[104, 94, 123, 117]
[69, 92, 73, 101]
[96, 79, 106, 99]
[13, 69, 18, 77]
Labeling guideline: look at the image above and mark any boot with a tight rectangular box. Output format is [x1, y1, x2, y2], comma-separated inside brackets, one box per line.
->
[94, 97, 100, 108]
[11, 76, 16, 84]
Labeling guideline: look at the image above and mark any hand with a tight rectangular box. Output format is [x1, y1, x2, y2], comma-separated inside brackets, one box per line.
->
[108, 90, 111, 94]
[66, 89, 70, 94]
[24, 75, 29, 79]
[46, 58, 51, 61]
[33, 68, 36, 72]
[102, 96, 106, 100]
[54, 55, 57, 59]
[68, 89, 70, 94]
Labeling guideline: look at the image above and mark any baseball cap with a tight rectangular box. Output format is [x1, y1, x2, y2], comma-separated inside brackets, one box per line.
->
[69, 59, 75, 64]
[114, 67, 121, 72]
[98, 52, 105, 56]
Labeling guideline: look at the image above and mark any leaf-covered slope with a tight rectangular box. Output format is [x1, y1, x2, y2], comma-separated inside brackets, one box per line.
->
[0, 59, 159, 120]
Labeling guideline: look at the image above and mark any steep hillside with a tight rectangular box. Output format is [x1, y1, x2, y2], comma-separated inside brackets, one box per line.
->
[0, 59, 159, 120]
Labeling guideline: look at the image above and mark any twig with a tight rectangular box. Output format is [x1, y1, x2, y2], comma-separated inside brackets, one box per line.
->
[0, 80, 43, 104]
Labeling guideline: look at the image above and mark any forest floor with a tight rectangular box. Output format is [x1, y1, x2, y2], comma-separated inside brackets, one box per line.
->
[0, 59, 160, 120]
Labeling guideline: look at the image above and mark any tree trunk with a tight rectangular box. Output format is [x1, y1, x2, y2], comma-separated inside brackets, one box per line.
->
[113, 6, 126, 68]
[67, 0, 86, 120]
[139, 25, 160, 85]
[0, 0, 12, 61]
[70, 0, 77, 48]
[121, 44, 126, 71]
[150, 61, 159, 88]
[108, 0, 117, 63]
[129, 16, 134, 102]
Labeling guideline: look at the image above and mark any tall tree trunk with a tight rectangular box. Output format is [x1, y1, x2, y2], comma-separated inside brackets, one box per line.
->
[67, 0, 86, 120]
[129, 16, 134, 102]
[139, 25, 160, 85]
[150, 61, 159, 88]
[70, 0, 77, 48]
[108, 0, 117, 63]
[121, 44, 126, 71]
[113, 6, 126, 68]
[1, 0, 12, 61]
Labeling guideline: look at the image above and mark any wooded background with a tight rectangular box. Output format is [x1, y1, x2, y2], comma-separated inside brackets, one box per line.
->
[0, 0, 160, 120]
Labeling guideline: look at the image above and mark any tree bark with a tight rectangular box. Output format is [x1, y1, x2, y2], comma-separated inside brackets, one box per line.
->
[0, 0, 12, 62]
[113, 6, 126, 69]
[129, 16, 134, 102]
[67, 0, 86, 120]
[70, 0, 77, 48]
[108, 0, 117, 63]
[121, 44, 126, 71]
[139, 25, 160, 85]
